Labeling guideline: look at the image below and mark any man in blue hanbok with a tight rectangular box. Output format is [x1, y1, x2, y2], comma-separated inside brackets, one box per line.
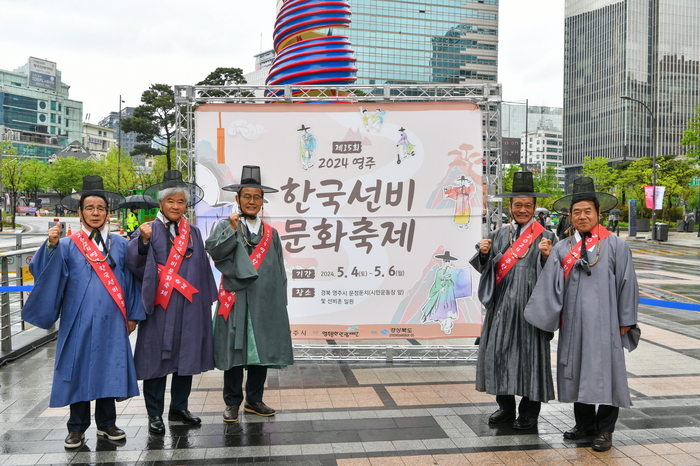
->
[22, 176, 145, 449]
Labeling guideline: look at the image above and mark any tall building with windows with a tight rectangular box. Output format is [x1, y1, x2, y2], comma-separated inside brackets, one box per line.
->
[521, 129, 565, 188]
[0, 57, 83, 160]
[98, 107, 137, 155]
[344, 0, 498, 85]
[501, 104, 563, 139]
[563, 0, 700, 187]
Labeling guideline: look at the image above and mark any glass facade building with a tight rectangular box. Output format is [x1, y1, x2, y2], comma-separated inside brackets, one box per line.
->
[502, 104, 563, 138]
[564, 0, 700, 186]
[0, 58, 83, 160]
[344, 0, 498, 85]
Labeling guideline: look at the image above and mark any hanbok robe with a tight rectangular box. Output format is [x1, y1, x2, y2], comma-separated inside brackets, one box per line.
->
[126, 219, 217, 380]
[469, 221, 556, 402]
[523, 232, 640, 408]
[205, 219, 294, 370]
[22, 234, 145, 407]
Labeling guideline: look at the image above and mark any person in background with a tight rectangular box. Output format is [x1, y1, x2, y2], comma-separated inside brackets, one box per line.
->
[22, 175, 144, 449]
[557, 207, 571, 240]
[125, 205, 140, 237]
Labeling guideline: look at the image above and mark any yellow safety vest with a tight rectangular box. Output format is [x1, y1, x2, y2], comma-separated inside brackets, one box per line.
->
[125, 211, 139, 233]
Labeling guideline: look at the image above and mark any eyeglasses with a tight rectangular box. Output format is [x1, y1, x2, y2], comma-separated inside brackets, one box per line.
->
[83, 205, 107, 213]
[240, 194, 263, 202]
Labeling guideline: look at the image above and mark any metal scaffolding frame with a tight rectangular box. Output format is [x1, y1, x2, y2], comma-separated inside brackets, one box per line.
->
[173, 83, 503, 362]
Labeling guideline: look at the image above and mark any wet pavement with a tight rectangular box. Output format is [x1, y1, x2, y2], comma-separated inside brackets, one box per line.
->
[1, 233, 700, 465]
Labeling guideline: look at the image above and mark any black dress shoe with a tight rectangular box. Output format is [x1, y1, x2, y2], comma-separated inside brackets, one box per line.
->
[96, 425, 126, 440]
[488, 409, 516, 424]
[223, 405, 240, 423]
[148, 415, 165, 434]
[64, 431, 85, 449]
[592, 431, 613, 452]
[512, 416, 538, 430]
[168, 409, 201, 424]
[244, 401, 276, 416]
[563, 425, 597, 439]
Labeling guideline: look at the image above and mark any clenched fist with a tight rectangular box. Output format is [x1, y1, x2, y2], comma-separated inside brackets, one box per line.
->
[139, 222, 152, 243]
[48, 224, 61, 246]
[479, 239, 492, 254]
[538, 237, 552, 259]
[229, 212, 240, 231]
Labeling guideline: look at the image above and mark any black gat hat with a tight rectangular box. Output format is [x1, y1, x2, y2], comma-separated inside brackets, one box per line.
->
[61, 175, 125, 212]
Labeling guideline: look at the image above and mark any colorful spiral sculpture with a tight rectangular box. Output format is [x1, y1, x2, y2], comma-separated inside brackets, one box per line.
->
[266, 0, 357, 99]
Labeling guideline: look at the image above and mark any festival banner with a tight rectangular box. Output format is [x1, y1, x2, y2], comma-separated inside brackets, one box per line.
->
[195, 102, 484, 340]
[644, 185, 665, 210]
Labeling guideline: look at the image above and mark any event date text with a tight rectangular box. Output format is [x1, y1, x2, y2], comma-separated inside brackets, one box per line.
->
[318, 266, 405, 278]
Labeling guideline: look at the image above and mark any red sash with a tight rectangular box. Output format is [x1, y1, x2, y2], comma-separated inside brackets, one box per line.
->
[70, 231, 127, 327]
[218, 221, 273, 321]
[495, 221, 545, 285]
[154, 218, 199, 309]
[562, 224, 611, 281]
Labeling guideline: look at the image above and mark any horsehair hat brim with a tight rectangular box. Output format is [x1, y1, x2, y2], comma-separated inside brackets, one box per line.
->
[551, 176, 618, 213]
[495, 171, 551, 198]
[222, 165, 279, 193]
[60, 175, 125, 212]
[144, 170, 204, 206]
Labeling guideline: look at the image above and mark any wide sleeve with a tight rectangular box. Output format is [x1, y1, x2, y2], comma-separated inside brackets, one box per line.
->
[192, 226, 218, 305]
[615, 240, 640, 351]
[273, 230, 288, 305]
[22, 239, 69, 329]
[205, 219, 257, 291]
[125, 229, 148, 281]
[126, 228, 159, 315]
[523, 244, 566, 332]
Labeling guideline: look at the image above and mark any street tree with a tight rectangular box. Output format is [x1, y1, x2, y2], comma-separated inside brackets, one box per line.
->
[582, 156, 615, 193]
[681, 103, 700, 159]
[533, 166, 564, 209]
[23, 159, 50, 205]
[98, 147, 139, 195]
[197, 67, 247, 86]
[120, 84, 177, 170]
[48, 156, 96, 199]
[1, 141, 28, 228]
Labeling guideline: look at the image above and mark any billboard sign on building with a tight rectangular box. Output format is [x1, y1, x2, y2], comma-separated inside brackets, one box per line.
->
[28, 57, 57, 90]
[195, 102, 484, 340]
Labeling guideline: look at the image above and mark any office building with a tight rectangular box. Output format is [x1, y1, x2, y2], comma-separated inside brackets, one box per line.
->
[98, 107, 137, 155]
[521, 129, 565, 188]
[501, 104, 563, 139]
[564, 0, 700, 186]
[0, 57, 83, 160]
[81, 122, 116, 160]
[342, 0, 498, 85]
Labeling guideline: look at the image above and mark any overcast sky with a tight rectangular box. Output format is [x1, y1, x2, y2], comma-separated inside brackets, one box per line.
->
[1, 0, 564, 121]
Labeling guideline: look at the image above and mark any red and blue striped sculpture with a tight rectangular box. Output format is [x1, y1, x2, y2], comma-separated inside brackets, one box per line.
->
[266, 0, 357, 99]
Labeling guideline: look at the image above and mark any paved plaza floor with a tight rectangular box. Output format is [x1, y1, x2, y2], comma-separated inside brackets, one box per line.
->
[1, 231, 700, 465]
[2, 298, 700, 466]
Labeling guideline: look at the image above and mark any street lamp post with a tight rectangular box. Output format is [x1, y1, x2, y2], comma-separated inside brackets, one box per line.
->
[118, 96, 124, 222]
[621, 95, 657, 240]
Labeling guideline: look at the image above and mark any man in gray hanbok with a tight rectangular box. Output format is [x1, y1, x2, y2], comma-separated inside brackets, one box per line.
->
[470, 172, 556, 430]
[206, 165, 294, 423]
[524, 177, 640, 452]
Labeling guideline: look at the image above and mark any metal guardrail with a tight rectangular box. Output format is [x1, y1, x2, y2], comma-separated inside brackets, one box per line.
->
[0, 246, 41, 353]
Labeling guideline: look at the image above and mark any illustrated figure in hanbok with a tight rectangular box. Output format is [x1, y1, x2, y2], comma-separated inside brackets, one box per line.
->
[396, 127, 416, 163]
[443, 175, 476, 230]
[419, 251, 471, 335]
[297, 124, 316, 170]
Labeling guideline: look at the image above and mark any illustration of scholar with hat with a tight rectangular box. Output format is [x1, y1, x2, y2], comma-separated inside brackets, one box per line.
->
[469, 171, 557, 430]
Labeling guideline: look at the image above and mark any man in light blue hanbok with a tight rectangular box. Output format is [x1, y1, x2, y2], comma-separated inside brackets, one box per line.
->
[22, 176, 145, 449]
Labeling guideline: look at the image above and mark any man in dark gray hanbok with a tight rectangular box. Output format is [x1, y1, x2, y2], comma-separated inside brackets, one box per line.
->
[470, 172, 556, 430]
[524, 177, 640, 452]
